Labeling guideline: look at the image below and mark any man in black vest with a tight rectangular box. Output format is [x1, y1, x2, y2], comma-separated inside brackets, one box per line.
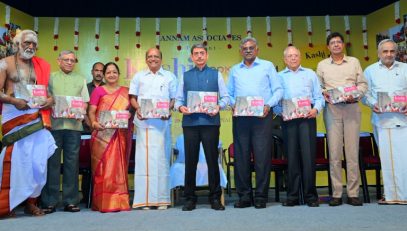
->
[175, 44, 230, 211]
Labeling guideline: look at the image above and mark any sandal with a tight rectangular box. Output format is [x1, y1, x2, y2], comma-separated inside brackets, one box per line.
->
[64, 204, 80, 212]
[24, 203, 45, 216]
[42, 205, 56, 214]
[378, 198, 389, 205]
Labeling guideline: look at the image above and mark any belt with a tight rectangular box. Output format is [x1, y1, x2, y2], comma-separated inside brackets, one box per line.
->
[2, 120, 44, 147]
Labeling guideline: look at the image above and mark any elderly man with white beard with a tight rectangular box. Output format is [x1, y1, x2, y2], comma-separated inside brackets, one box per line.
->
[0, 29, 57, 218]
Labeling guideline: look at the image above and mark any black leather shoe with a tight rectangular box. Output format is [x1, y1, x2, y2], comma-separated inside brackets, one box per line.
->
[211, 199, 225, 211]
[282, 200, 299, 207]
[182, 200, 196, 211]
[254, 201, 266, 209]
[234, 200, 252, 208]
[329, 197, 343, 206]
[307, 200, 320, 207]
[347, 197, 363, 206]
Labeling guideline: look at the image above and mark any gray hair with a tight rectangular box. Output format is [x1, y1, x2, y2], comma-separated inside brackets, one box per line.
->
[58, 50, 75, 59]
[12, 29, 38, 53]
[377, 39, 398, 53]
[240, 37, 258, 49]
[283, 46, 301, 57]
[190, 44, 207, 54]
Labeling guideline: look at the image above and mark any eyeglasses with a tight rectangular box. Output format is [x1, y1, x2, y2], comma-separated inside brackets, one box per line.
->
[329, 40, 343, 45]
[61, 58, 76, 63]
[241, 46, 256, 52]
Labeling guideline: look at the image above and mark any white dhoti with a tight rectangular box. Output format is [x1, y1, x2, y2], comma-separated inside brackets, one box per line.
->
[0, 104, 56, 211]
[132, 125, 171, 207]
[375, 126, 407, 204]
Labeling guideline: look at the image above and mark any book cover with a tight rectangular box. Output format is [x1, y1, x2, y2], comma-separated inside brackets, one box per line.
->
[327, 84, 361, 104]
[187, 91, 218, 113]
[98, 110, 130, 128]
[139, 98, 170, 118]
[14, 84, 47, 108]
[233, 96, 264, 116]
[52, 96, 85, 119]
[282, 96, 311, 121]
[377, 91, 407, 113]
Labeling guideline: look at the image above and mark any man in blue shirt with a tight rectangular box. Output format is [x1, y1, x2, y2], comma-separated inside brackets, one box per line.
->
[227, 37, 283, 209]
[277, 46, 324, 207]
[175, 44, 229, 211]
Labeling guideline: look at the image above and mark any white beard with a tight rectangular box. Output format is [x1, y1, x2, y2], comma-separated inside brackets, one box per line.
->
[19, 48, 36, 60]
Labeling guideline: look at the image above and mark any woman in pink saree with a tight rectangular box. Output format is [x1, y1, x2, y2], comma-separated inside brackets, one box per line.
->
[88, 62, 132, 212]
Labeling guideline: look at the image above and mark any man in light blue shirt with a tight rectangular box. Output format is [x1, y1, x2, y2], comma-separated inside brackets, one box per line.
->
[277, 46, 324, 207]
[362, 39, 407, 204]
[227, 37, 283, 209]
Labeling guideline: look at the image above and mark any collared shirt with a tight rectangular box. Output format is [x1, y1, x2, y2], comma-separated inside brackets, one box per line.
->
[174, 66, 230, 110]
[129, 67, 177, 129]
[227, 57, 283, 107]
[362, 61, 407, 128]
[87, 81, 105, 96]
[49, 70, 90, 131]
[316, 55, 367, 96]
[275, 66, 324, 114]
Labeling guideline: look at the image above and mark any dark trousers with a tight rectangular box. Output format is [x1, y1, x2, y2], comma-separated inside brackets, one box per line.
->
[41, 130, 81, 207]
[282, 118, 318, 202]
[183, 125, 221, 202]
[233, 113, 273, 202]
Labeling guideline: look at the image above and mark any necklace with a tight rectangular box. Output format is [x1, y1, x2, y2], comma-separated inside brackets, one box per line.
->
[15, 54, 35, 84]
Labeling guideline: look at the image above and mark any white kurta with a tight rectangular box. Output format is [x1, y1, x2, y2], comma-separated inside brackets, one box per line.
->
[0, 104, 56, 210]
[129, 67, 177, 207]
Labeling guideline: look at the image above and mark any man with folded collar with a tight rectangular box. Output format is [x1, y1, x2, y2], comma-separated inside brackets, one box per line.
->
[277, 46, 324, 207]
[0, 29, 57, 218]
[317, 32, 367, 206]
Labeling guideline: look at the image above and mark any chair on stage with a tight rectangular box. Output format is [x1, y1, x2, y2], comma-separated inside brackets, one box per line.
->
[78, 134, 92, 208]
[270, 135, 288, 202]
[358, 132, 381, 203]
[169, 135, 227, 206]
[315, 132, 332, 197]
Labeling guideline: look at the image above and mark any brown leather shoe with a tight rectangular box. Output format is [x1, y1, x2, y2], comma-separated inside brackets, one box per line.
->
[347, 197, 363, 206]
[329, 197, 343, 206]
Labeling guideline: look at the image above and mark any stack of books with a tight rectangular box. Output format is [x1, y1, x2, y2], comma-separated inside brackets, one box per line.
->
[233, 96, 264, 116]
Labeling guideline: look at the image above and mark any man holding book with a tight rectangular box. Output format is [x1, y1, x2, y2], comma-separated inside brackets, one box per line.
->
[227, 37, 283, 209]
[362, 39, 407, 204]
[130, 48, 177, 210]
[277, 46, 324, 207]
[175, 44, 229, 211]
[41, 50, 89, 213]
[0, 30, 56, 217]
[316, 32, 367, 206]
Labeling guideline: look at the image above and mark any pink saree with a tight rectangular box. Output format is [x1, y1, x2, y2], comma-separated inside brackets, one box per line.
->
[90, 87, 133, 212]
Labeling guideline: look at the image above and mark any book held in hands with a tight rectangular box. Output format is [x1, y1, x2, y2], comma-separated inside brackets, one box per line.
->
[14, 84, 47, 108]
[98, 110, 130, 128]
[187, 91, 218, 113]
[233, 96, 264, 116]
[327, 84, 360, 104]
[282, 96, 311, 121]
[377, 91, 407, 113]
[52, 96, 85, 119]
[139, 98, 170, 118]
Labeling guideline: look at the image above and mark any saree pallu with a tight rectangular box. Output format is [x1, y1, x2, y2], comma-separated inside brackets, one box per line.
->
[91, 87, 132, 212]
